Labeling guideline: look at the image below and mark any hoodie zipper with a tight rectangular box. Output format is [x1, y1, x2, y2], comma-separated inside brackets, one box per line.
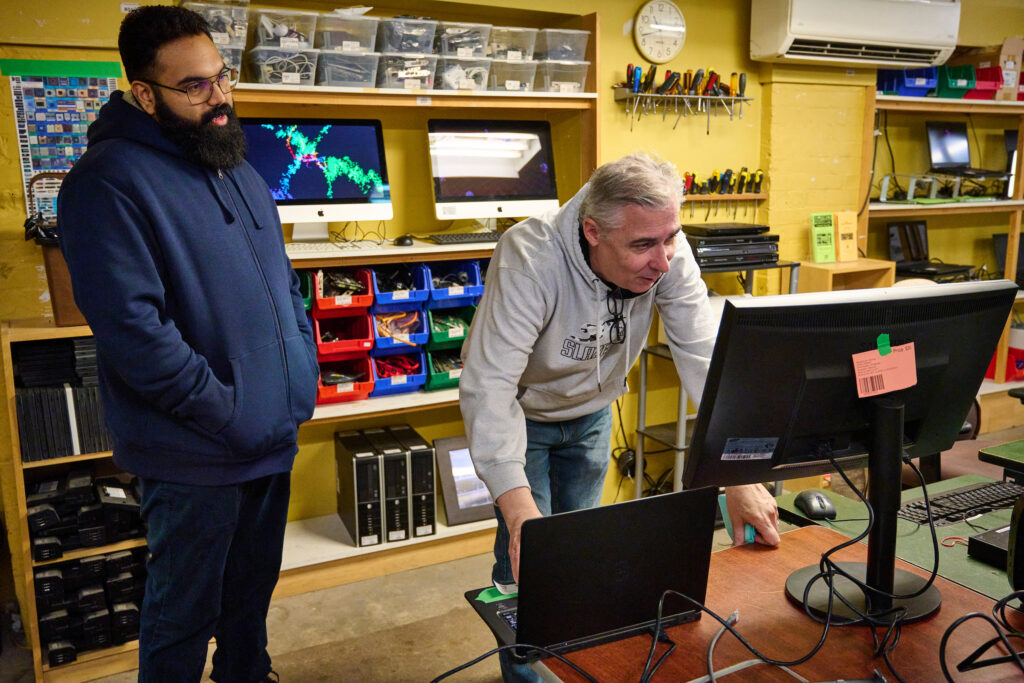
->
[217, 168, 293, 414]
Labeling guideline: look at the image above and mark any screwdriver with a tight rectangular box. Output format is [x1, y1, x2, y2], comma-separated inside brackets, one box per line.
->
[730, 72, 738, 98]
[683, 69, 693, 93]
[739, 73, 747, 97]
[689, 69, 705, 96]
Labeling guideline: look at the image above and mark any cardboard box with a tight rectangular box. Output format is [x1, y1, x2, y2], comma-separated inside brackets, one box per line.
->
[42, 246, 87, 327]
[948, 36, 1024, 101]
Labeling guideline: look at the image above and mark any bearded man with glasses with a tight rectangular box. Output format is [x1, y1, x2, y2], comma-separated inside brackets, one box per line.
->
[57, 6, 318, 682]
[460, 153, 780, 681]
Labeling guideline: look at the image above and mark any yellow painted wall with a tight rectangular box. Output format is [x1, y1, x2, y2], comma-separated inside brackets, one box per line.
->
[2, 1, 1024, 588]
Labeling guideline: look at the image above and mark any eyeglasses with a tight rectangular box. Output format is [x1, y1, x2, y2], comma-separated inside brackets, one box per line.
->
[606, 289, 626, 345]
[139, 67, 238, 105]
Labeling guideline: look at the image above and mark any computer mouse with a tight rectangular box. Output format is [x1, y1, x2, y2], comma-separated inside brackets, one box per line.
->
[393, 234, 414, 247]
[794, 490, 836, 520]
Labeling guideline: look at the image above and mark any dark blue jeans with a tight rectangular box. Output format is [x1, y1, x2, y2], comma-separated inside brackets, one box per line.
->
[493, 406, 613, 682]
[138, 472, 290, 683]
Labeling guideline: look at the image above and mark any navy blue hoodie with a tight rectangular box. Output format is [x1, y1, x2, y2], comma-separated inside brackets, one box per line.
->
[57, 91, 318, 485]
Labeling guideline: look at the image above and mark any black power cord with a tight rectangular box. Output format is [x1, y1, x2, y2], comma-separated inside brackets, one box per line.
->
[429, 642, 598, 682]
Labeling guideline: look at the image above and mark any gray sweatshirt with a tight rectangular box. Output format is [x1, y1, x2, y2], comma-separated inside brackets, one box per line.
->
[459, 183, 718, 501]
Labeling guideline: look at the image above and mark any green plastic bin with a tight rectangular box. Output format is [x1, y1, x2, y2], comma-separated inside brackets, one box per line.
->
[425, 348, 463, 391]
[935, 64, 975, 99]
[297, 270, 312, 310]
[426, 306, 476, 351]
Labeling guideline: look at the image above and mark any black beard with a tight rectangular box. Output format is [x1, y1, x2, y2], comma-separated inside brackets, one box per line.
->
[153, 93, 247, 170]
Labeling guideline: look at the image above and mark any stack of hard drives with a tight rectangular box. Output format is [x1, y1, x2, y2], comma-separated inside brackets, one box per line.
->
[12, 339, 78, 387]
[72, 337, 99, 386]
[34, 546, 146, 666]
[26, 466, 144, 563]
[681, 222, 779, 268]
[15, 385, 113, 462]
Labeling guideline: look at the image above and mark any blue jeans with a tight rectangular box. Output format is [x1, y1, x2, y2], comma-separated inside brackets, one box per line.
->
[493, 406, 613, 682]
[138, 473, 290, 683]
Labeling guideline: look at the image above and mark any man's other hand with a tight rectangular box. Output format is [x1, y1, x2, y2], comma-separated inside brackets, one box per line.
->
[495, 487, 542, 584]
[724, 484, 780, 546]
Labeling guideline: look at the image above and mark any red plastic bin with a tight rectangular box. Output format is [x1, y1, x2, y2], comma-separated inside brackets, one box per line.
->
[316, 355, 374, 404]
[314, 313, 374, 357]
[986, 347, 1024, 382]
[313, 268, 374, 318]
[964, 66, 1003, 99]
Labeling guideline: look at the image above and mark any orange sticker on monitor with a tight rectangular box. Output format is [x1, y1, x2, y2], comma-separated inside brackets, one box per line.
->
[851, 342, 917, 398]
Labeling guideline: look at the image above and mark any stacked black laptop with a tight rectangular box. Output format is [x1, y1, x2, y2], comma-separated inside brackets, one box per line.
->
[681, 223, 778, 268]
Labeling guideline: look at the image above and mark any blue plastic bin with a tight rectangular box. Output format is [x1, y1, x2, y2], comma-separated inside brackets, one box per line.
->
[425, 260, 485, 310]
[371, 308, 429, 356]
[369, 351, 427, 397]
[370, 263, 430, 313]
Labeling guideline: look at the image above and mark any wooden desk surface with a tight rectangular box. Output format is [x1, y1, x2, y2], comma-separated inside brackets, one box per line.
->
[545, 526, 1023, 682]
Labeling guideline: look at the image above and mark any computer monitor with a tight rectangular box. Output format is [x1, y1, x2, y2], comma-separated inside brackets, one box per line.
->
[992, 233, 1024, 286]
[926, 120, 971, 169]
[240, 117, 392, 241]
[683, 280, 1017, 621]
[433, 435, 495, 525]
[1006, 129, 1018, 199]
[427, 119, 559, 221]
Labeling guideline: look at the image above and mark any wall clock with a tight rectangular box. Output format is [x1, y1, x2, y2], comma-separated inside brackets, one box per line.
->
[633, 0, 686, 64]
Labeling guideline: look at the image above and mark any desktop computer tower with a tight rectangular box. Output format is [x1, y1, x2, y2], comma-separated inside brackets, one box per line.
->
[335, 430, 383, 547]
[388, 424, 436, 538]
[363, 427, 410, 543]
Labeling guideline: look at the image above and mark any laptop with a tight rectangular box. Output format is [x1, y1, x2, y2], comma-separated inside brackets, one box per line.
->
[888, 221, 974, 279]
[464, 487, 717, 663]
[926, 121, 1001, 177]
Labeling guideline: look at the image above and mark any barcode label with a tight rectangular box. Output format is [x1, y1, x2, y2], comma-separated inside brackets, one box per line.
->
[858, 374, 885, 395]
[720, 438, 777, 462]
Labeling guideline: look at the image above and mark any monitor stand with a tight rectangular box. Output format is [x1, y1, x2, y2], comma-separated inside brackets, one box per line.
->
[784, 397, 942, 623]
[291, 221, 329, 242]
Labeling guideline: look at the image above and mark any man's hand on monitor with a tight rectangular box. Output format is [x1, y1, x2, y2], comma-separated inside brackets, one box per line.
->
[724, 484, 780, 547]
[496, 486, 543, 584]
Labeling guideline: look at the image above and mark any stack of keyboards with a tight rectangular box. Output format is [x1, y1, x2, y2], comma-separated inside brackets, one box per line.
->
[681, 222, 778, 268]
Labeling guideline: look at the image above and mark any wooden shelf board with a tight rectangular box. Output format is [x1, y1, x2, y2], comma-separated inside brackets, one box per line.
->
[799, 258, 894, 273]
[33, 538, 146, 568]
[869, 199, 1024, 217]
[308, 388, 459, 423]
[23, 451, 112, 469]
[42, 641, 138, 679]
[876, 94, 1024, 115]
[5, 319, 92, 342]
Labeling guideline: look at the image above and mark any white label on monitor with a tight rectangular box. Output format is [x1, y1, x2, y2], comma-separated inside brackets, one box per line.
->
[392, 290, 409, 300]
[448, 285, 464, 296]
[448, 369, 462, 379]
[507, 50, 523, 61]
[504, 79, 521, 91]
[416, 524, 433, 535]
[342, 41, 361, 52]
[392, 375, 407, 385]
[388, 530, 407, 541]
[211, 32, 230, 45]
[280, 37, 300, 50]
[456, 47, 474, 58]
[720, 437, 777, 461]
[281, 72, 301, 85]
[334, 294, 352, 306]
[336, 382, 354, 393]
[361, 534, 379, 545]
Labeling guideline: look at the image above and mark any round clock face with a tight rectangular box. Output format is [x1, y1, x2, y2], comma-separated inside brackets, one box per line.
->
[633, 0, 686, 64]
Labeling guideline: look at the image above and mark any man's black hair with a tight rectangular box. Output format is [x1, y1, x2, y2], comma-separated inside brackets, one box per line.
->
[118, 5, 212, 83]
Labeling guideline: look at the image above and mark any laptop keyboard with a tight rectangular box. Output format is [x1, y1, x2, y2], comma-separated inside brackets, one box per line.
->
[498, 608, 518, 631]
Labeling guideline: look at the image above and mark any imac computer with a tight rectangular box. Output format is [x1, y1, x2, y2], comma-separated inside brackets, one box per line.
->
[240, 118, 392, 241]
[683, 280, 1017, 622]
[427, 119, 559, 221]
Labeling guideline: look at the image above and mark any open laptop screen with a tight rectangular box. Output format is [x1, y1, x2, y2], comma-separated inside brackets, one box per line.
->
[926, 121, 971, 169]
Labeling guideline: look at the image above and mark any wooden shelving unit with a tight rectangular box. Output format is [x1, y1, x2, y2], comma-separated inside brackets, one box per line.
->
[797, 258, 895, 293]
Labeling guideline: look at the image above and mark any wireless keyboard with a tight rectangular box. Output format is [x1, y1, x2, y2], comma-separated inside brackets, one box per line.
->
[429, 231, 502, 244]
[284, 241, 379, 258]
[897, 480, 1024, 527]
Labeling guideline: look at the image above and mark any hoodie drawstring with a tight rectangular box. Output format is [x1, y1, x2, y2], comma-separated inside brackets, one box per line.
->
[206, 170, 235, 224]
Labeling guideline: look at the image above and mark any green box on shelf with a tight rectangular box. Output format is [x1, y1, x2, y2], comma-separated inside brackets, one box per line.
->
[936, 64, 975, 98]
[425, 348, 463, 391]
[426, 306, 476, 351]
[298, 270, 312, 310]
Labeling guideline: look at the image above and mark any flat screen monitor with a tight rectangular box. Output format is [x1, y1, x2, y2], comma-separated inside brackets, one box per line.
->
[926, 120, 971, 169]
[992, 233, 1024, 286]
[427, 119, 559, 221]
[683, 280, 1017, 622]
[240, 117, 392, 241]
[434, 435, 495, 525]
[1006, 129, 1018, 198]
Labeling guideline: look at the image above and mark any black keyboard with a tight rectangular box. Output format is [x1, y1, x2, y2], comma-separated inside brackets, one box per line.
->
[498, 608, 518, 631]
[897, 480, 1024, 527]
[429, 231, 501, 244]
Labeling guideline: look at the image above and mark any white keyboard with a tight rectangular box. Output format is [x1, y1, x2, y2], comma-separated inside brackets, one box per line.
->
[285, 241, 380, 258]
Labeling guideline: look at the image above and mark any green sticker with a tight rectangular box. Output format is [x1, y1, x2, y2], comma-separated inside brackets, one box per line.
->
[475, 587, 515, 603]
[877, 333, 891, 356]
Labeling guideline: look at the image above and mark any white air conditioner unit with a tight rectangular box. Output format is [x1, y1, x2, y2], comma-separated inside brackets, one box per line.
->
[751, 0, 960, 68]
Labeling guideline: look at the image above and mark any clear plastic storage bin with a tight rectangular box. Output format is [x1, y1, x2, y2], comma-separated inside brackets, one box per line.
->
[536, 60, 589, 93]
[377, 53, 438, 89]
[249, 8, 319, 49]
[216, 46, 245, 73]
[489, 59, 537, 92]
[377, 17, 438, 54]
[183, 2, 248, 47]
[534, 28, 590, 61]
[317, 52, 380, 87]
[434, 22, 492, 57]
[434, 56, 491, 90]
[245, 47, 319, 86]
[315, 14, 379, 53]
[487, 26, 537, 61]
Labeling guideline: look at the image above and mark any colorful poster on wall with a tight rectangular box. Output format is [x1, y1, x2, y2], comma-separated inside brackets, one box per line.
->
[1, 60, 122, 222]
